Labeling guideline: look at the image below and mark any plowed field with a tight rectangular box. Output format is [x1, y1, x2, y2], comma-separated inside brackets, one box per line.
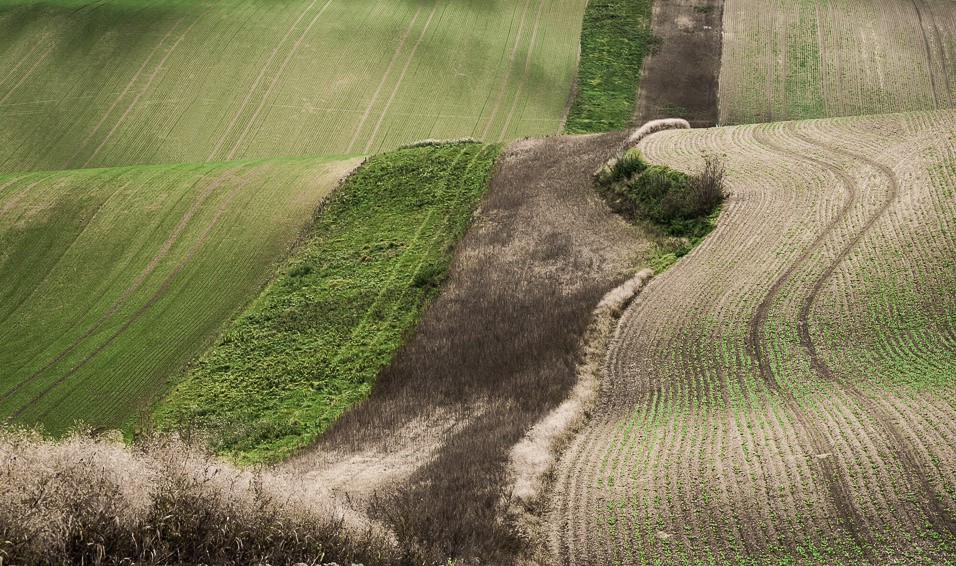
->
[0, 0, 586, 174]
[720, 0, 956, 124]
[0, 157, 358, 433]
[549, 110, 956, 562]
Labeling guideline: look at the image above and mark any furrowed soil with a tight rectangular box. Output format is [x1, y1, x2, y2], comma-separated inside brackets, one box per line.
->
[285, 131, 651, 563]
[548, 110, 956, 563]
[720, 0, 956, 124]
[633, 0, 723, 127]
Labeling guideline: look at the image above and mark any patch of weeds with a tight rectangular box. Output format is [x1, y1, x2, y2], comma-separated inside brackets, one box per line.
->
[565, 0, 659, 133]
[155, 142, 501, 463]
[596, 149, 726, 272]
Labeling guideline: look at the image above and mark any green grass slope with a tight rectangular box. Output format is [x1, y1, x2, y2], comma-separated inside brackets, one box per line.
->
[0, 156, 359, 433]
[155, 142, 500, 463]
[564, 0, 655, 133]
[0, 0, 585, 174]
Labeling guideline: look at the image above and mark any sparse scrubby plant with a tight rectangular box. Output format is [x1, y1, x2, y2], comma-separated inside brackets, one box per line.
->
[595, 149, 726, 270]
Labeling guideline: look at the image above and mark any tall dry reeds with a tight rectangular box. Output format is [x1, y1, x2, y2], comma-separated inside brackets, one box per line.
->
[0, 428, 393, 565]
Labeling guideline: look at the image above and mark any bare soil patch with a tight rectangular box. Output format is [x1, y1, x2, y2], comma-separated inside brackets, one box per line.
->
[633, 0, 723, 127]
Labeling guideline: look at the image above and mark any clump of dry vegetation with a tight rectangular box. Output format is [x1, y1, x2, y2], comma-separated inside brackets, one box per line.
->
[0, 428, 392, 566]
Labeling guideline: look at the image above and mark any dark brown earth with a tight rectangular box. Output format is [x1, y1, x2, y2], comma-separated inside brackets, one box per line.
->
[289, 131, 649, 563]
[633, 0, 723, 127]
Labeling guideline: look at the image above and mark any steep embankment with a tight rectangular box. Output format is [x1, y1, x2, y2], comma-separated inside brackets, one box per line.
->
[550, 110, 956, 563]
[0, 157, 358, 433]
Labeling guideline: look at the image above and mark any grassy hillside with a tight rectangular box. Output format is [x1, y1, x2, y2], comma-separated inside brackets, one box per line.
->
[155, 142, 500, 463]
[0, 157, 359, 433]
[564, 0, 656, 133]
[0, 0, 585, 174]
[720, 0, 956, 124]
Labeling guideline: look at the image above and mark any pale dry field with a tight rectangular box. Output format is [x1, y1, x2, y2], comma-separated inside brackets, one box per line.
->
[549, 110, 956, 563]
[720, 0, 956, 124]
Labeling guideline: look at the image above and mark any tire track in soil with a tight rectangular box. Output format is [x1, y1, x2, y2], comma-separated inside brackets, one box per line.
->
[478, 0, 534, 141]
[16, 164, 270, 422]
[207, 0, 325, 161]
[787, 125, 956, 540]
[0, 165, 245, 410]
[747, 125, 874, 558]
[909, 0, 942, 110]
[495, 0, 545, 143]
[0, 32, 51, 93]
[63, 17, 186, 168]
[82, 14, 203, 168]
[0, 41, 56, 106]
[224, 0, 335, 160]
[345, 3, 424, 154]
[362, 2, 441, 154]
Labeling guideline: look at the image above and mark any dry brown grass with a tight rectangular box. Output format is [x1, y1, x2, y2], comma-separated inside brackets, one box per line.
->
[0, 428, 393, 566]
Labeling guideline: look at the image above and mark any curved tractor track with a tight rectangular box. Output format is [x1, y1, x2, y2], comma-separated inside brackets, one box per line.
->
[548, 111, 956, 563]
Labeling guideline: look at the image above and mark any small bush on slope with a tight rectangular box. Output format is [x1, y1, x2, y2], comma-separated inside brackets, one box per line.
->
[155, 142, 500, 463]
[0, 428, 391, 565]
[596, 149, 726, 268]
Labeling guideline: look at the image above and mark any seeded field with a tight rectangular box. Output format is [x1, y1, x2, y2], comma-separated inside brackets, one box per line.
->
[720, 0, 956, 124]
[549, 110, 956, 562]
[0, 0, 585, 174]
[0, 157, 359, 433]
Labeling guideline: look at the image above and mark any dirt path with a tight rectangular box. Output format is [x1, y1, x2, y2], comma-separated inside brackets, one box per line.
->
[548, 111, 956, 562]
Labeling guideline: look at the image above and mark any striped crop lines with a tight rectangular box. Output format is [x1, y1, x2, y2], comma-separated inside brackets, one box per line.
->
[477, 0, 535, 141]
[345, 3, 425, 154]
[207, 0, 332, 161]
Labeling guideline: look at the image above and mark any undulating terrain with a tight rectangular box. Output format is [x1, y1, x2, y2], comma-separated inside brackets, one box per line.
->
[550, 110, 956, 562]
[0, 0, 586, 173]
[0, 157, 358, 433]
[2, 0, 956, 563]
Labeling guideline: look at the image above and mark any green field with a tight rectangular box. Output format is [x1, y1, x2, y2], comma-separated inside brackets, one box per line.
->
[0, 157, 358, 433]
[155, 142, 500, 462]
[720, 0, 956, 124]
[0, 0, 585, 174]
[564, 0, 655, 133]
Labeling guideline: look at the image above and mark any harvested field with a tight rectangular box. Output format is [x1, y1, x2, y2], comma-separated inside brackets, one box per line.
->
[0, 157, 358, 433]
[549, 110, 956, 562]
[633, 0, 723, 127]
[0, 0, 587, 174]
[720, 0, 956, 124]
[285, 131, 651, 563]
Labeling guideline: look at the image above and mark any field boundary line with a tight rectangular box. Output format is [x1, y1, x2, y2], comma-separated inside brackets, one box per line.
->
[509, 269, 653, 545]
[224, 0, 335, 160]
[362, 3, 442, 154]
[15, 165, 271, 422]
[0, 165, 244, 406]
[345, 4, 424, 154]
[64, 18, 185, 168]
[206, 0, 324, 161]
[82, 15, 203, 168]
